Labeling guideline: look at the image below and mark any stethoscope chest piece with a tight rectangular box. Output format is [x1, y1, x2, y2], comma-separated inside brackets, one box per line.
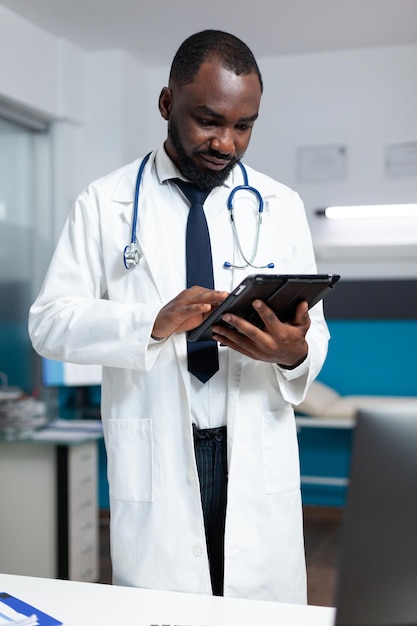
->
[123, 243, 140, 270]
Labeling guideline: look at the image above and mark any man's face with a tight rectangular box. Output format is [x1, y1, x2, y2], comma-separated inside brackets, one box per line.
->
[159, 60, 262, 190]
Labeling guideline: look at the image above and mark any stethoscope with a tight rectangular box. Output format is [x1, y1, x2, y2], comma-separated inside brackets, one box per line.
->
[123, 152, 274, 270]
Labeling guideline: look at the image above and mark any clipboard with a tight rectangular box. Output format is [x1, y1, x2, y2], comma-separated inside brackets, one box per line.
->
[187, 273, 340, 342]
[0, 592, 62, 625]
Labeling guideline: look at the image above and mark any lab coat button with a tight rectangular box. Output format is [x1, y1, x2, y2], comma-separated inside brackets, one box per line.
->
[193, 545, 204, 557]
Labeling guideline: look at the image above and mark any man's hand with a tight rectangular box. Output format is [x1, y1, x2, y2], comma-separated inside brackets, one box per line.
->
[211, 299, 310, 367]
[151, 286, 229, 340]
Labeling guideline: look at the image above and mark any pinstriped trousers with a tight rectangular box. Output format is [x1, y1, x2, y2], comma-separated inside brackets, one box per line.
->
[193, 423, 228, 596]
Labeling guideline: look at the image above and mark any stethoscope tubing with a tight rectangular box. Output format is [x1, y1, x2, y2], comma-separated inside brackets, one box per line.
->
[131, 152, 151, 245]
[124, 153, 273, 270]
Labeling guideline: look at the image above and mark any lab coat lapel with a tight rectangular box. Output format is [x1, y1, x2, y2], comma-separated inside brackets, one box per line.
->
[111, 153, 168, 301]
[110, 155, 192, 390]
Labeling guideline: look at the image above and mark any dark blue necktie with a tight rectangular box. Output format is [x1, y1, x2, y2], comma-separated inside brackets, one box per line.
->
[175, 180, 219, 383]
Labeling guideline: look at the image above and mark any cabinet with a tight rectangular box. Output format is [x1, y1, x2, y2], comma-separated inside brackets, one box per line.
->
[0, 423, 103, 581]
[296, 416, 355, 507]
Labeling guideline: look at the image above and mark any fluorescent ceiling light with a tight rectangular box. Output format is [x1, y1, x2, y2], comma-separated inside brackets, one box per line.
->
[321, 204, 417, 219]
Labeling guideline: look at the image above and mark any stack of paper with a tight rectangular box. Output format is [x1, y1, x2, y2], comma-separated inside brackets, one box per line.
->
[0, 372, 48, 440]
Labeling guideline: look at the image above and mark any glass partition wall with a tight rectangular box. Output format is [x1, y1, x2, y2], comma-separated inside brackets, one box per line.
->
[0, 111, 52, 393]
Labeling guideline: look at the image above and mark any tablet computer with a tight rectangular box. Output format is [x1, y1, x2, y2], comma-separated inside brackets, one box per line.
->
[187, 273, 340, 342]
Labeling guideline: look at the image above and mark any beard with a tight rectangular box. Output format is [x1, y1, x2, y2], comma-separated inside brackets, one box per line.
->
[168, 115, 240, 190]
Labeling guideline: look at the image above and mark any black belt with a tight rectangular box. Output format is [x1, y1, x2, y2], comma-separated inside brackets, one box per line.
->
[192, 423, 227, 442]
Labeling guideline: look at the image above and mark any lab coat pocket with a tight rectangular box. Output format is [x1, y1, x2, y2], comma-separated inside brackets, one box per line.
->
[261, 410, 299, 495]
[107, 418, 153, 502]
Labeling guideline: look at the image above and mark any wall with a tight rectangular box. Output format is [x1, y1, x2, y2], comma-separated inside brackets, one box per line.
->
[251, 45, 417, 279]
[0, 5, 148, 242]
[2, 4, 416, 266]
[322, 278, 417, 396]
[253, 46, 417, 205]
[0, 8, 63, 118]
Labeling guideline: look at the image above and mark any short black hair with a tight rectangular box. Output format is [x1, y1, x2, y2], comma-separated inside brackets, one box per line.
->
[169, 30, 263, 93]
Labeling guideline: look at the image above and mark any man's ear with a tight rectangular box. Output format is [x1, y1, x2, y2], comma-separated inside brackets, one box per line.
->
[159, 87, 172, 121]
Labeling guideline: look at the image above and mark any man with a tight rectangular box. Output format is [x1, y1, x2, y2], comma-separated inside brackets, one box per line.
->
[29, 30, 330, 603]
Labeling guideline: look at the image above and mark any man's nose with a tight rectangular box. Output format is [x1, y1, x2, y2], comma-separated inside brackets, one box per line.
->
[210, 128, 235, 156]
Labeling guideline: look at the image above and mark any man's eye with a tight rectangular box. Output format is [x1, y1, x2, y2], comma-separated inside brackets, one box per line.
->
[199, 118, 217, 127]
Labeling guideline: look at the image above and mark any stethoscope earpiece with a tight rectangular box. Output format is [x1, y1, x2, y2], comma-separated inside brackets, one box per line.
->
[124, 154, 274, 271]
[223, 261, 275, 270]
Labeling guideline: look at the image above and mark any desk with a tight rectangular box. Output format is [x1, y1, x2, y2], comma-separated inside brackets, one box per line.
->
[0, 421, 103, 582]
[0, 573, 336, 626]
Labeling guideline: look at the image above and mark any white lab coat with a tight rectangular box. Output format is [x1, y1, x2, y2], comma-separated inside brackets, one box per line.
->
[29, 148, 330, 603]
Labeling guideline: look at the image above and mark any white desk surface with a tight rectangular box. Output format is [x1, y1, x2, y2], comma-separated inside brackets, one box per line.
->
[0, 573, 336, 626]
